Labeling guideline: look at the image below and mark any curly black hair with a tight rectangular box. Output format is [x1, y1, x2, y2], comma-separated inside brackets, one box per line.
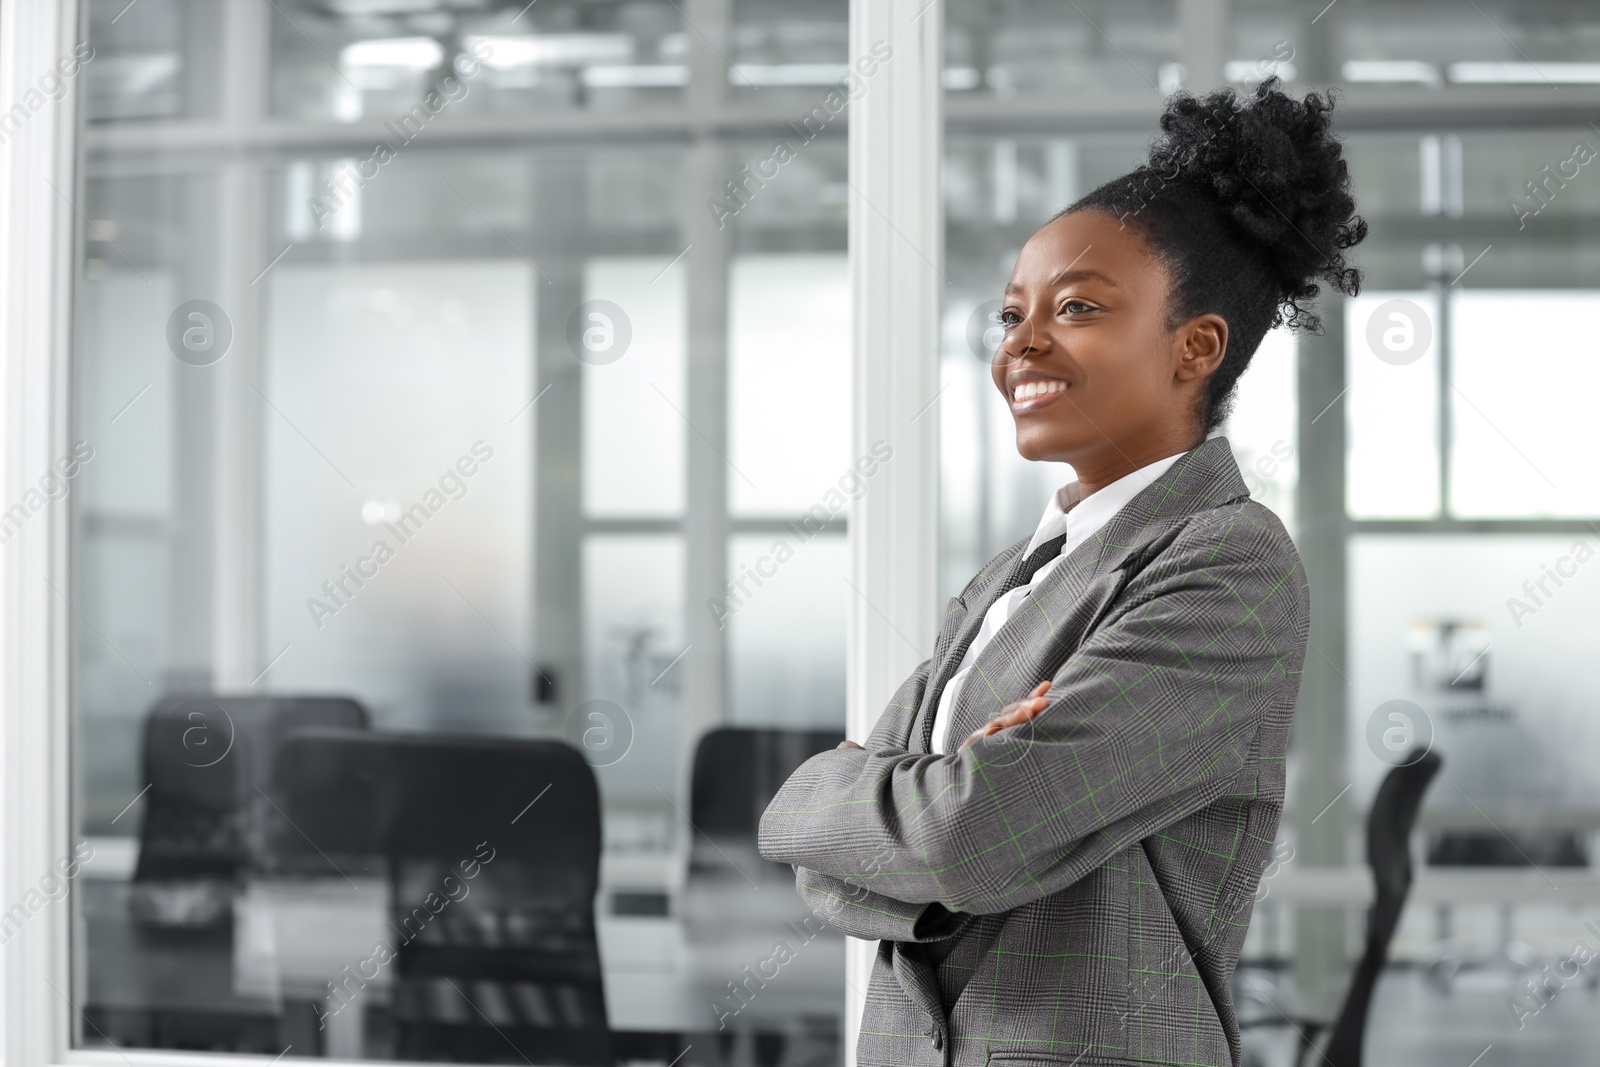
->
[1059, 76, 1367, 433]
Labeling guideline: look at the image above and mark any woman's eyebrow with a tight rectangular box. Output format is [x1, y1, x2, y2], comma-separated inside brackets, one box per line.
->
[1004, 267, 1121, 295]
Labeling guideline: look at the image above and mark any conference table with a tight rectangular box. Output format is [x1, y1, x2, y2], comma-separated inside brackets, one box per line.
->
[82, 869, 846, 1059]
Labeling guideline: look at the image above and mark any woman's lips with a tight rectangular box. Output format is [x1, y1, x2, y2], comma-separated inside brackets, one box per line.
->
[1010, 381, 1069, 414]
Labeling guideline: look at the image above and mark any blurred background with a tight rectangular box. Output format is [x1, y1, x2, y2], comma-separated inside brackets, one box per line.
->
[61, 0, 1600, 1065]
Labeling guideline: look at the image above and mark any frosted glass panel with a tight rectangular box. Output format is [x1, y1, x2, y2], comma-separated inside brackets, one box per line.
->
[1349, 535, 1600, 810]
[725, 532, 847, 729]
[1221, 326, 1297, 532]
[729, 253, 851, 515]
[263, 261, 533, 733]
[1451, 290, 1600, 517]
[581, 534, 685, 813]
[1346, 291, 1440, 518]
[583, 256, 687, 517]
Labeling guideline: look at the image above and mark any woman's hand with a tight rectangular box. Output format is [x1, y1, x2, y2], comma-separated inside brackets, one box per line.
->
[961, 680, 1053, 750]
[837, 740, 864, 750]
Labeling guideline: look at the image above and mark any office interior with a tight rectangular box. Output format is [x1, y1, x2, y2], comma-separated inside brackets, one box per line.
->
[15, 0, 1600, 1065]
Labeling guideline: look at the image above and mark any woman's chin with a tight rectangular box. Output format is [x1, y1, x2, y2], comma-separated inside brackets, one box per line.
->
[1013, 426, 1079, 463]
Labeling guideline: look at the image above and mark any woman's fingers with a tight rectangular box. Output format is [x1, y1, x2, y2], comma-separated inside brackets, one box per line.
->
[837, 739, 864, 750]
[960, 694, 1050, 750]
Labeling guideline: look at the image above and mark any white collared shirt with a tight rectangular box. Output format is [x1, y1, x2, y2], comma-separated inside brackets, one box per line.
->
[931, 449, 1190, 754]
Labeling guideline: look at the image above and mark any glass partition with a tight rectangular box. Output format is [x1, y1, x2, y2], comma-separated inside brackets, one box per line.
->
[70, 0, 853, 1061]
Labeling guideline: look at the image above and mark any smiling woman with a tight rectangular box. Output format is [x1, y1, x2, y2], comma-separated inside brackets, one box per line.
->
[762, 75, 1364, 1067]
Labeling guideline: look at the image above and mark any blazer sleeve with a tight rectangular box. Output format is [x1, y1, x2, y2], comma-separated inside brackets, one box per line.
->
[757, 512, 1308, 916]
[792, 865, 971, 942]
[776, 574, 993, 942]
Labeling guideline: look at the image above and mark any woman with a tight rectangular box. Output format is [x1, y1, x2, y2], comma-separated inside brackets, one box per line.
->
[759, 77, 1364, 1067]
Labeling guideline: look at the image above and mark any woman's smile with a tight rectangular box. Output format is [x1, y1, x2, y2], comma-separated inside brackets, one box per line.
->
[1006, 372, 1073, 414]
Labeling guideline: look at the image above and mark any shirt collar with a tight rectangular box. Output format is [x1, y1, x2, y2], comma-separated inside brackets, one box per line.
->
[1023, 445, 1195, 557]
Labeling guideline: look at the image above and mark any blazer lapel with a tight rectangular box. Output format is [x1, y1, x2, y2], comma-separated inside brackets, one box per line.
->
[914, 537, 1031, 752]
[920, 436, 1252, 750]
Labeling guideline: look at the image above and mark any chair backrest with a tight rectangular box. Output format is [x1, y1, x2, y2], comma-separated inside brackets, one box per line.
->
[272, 729, 611, 1063]
[272, 729, 602, 911]
[688, 727, 842, 876]
[133, 694, 369, 883]
[1319, 748, 1443, 1067]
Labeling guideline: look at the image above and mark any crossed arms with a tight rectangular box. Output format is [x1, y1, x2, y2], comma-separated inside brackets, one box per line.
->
[757, 515, 1307, 940]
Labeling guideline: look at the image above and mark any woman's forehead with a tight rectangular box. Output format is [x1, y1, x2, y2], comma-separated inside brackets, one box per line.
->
[1009, 210, 1158, 289]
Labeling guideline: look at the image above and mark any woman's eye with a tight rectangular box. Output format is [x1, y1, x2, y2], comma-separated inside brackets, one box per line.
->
[1061, 300, 1095, 315]
[998, 310, 1022, 328]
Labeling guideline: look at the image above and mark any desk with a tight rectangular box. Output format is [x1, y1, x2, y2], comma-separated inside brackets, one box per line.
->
[1259, 867, 1600, 907]
[83, 876, 844, 1057]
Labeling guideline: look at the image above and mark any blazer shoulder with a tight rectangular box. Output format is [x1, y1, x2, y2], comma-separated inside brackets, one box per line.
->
[1158, 497, 1310, 617]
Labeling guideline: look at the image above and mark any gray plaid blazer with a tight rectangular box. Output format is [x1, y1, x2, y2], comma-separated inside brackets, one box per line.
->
[758, 435, 1310, 1067]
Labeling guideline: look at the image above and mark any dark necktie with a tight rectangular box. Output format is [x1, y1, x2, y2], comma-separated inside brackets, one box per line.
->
[1012, 530, 1069, 588]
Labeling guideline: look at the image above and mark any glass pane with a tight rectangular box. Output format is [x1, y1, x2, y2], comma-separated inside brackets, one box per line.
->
[268, 0, 687, 121]
[1327, 0, 1600, 87]
[73, 0, 848, 1056]
[728, 253, 851, 516]
[1346, 290, 1441, 518]
[1222, 327, 1298, 533]
[1349, 534, 1600, 809]
[731, 0, 849, 106]
[260, 260, 534, 731]
[946, 0, 1180, 100]
[725, 533, 847, 728]
[582, 534, 684, 844]
[1450, 290, 1600, 517]
[86, 0, 207, 121]
[583, 257, 688, 518]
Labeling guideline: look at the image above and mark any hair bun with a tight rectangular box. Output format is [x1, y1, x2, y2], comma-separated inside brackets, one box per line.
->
[1146, 75, 1366, 331]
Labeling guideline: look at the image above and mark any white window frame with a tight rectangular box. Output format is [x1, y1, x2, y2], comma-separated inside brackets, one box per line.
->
[0, 3, 943, 1067]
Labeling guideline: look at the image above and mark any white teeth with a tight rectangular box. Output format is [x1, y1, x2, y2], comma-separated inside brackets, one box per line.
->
[1014, 379, 1067, 401]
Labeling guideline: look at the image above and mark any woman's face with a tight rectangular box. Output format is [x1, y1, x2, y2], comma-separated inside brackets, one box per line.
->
[991, 209, 1225, 476]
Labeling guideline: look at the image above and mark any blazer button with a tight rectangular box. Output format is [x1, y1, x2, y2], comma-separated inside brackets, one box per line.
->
[932, 1032, 944, 1052]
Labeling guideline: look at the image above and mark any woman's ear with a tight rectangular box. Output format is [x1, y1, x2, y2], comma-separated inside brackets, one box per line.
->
[1174, 313, 1228, 382]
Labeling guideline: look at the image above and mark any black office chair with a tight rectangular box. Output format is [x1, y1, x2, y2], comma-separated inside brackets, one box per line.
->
[682, 728, 844, 1067]
[1239, 748, 1443, 1067]
[100, 696, 369, 1053]
[130, 694, 370, 927]
[273, 729, 611, 1066]
[687, 727, 844, 883]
